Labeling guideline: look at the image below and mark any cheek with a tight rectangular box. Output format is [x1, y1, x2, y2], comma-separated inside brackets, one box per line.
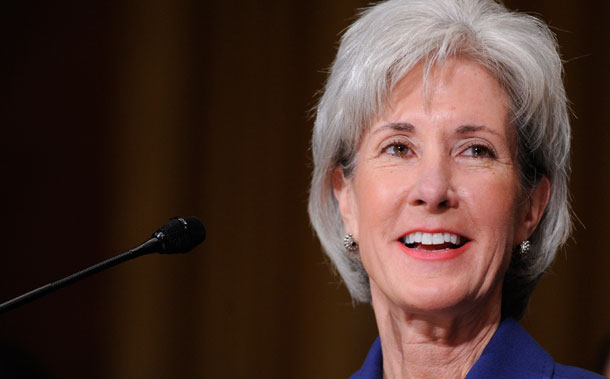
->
[458, 170, 521, 243]
[353, 169, 406, 235]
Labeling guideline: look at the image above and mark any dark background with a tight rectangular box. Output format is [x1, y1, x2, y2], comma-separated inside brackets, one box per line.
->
[1, 1, 608, 378]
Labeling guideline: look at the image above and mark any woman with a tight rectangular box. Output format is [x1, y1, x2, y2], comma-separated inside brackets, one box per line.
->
[308, 0, 604, 378]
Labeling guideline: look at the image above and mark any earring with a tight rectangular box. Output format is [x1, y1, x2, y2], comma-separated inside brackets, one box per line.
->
[343, 233, 358, 252]
[519, 240, 530, 256]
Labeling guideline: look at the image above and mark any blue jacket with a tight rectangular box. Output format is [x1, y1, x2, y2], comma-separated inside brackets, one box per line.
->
[350, 318, 604, 378]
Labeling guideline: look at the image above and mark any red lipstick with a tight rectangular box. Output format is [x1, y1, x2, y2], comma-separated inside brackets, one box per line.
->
[397, 230, 471, 261]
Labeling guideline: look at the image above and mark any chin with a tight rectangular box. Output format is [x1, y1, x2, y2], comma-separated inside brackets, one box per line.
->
[371, 265, 503, 318]
[393, 282, 473, 314]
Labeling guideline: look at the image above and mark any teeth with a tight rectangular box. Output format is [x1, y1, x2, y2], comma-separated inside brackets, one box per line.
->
[421, 233, 432, 244]
[432, 233, 444, 244]
[403, 231, 463, 246]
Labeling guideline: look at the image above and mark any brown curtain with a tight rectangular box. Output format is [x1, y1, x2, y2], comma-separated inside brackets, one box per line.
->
[2, 1, 608, 377]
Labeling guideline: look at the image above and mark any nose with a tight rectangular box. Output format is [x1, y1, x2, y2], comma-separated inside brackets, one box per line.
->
[408, 155, 456, 212]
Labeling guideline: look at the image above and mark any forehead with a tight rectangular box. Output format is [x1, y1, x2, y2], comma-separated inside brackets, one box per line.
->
[380, 58, 510, 128]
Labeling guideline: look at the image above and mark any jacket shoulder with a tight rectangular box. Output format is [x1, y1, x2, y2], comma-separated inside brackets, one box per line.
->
[553, 362, 606, 379]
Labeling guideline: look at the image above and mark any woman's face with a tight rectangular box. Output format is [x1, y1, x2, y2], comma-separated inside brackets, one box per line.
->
[334, 59, 549, 316]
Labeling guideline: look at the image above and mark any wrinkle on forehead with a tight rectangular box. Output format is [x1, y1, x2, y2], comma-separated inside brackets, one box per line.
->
[383, 58, 510, 119]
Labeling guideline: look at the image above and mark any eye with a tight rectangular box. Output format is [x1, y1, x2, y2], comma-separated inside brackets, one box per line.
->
[383, 142, 414, 158]
[462, 144, 496, 159]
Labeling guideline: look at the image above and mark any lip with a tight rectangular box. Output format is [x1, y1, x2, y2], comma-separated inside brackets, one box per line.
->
[397, 239, 471, 261]
[397, 229, 471, 261]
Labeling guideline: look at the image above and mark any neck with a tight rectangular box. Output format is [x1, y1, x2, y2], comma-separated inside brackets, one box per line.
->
[371, 283, 502, 379]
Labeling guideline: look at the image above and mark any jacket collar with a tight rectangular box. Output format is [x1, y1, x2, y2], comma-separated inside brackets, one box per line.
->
[465, 318, 554, 378]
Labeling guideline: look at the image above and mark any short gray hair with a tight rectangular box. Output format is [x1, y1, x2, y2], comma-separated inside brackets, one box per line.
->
[308, 0, 571, 318]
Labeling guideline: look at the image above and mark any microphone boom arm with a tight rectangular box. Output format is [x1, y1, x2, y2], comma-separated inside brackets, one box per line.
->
[0, 238, 158, 315]
[0, 216, 205, 315]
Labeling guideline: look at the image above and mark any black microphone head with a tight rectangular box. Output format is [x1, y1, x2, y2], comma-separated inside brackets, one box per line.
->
[153, 216, 206, 254]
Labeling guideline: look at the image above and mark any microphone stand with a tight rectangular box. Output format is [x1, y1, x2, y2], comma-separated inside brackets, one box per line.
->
[0, 238, 158, 314]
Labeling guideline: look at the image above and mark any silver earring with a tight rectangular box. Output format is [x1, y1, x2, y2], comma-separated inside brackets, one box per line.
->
[519, 240, 530, 256]
[343, 233, 358, 252]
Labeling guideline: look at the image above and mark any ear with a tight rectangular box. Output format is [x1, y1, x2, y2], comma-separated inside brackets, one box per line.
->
[516, 176, 551, 243]
[333, 167, 359, 238]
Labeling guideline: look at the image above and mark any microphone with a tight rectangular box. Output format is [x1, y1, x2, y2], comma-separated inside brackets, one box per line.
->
[0, 216, 205, 314]
[153, 216, 206, 254]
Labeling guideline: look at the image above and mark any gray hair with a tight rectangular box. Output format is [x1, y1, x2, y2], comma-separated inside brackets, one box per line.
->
[308, 0, 571, 318]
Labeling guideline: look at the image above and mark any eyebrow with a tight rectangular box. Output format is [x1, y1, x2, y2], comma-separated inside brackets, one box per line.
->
[372, 122, 415, 134]
[373, 122, 501, 137]
[456, 124, 502, 137]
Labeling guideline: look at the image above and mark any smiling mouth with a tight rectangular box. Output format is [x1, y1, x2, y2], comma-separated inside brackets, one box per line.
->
[399, 232, 469, 251]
